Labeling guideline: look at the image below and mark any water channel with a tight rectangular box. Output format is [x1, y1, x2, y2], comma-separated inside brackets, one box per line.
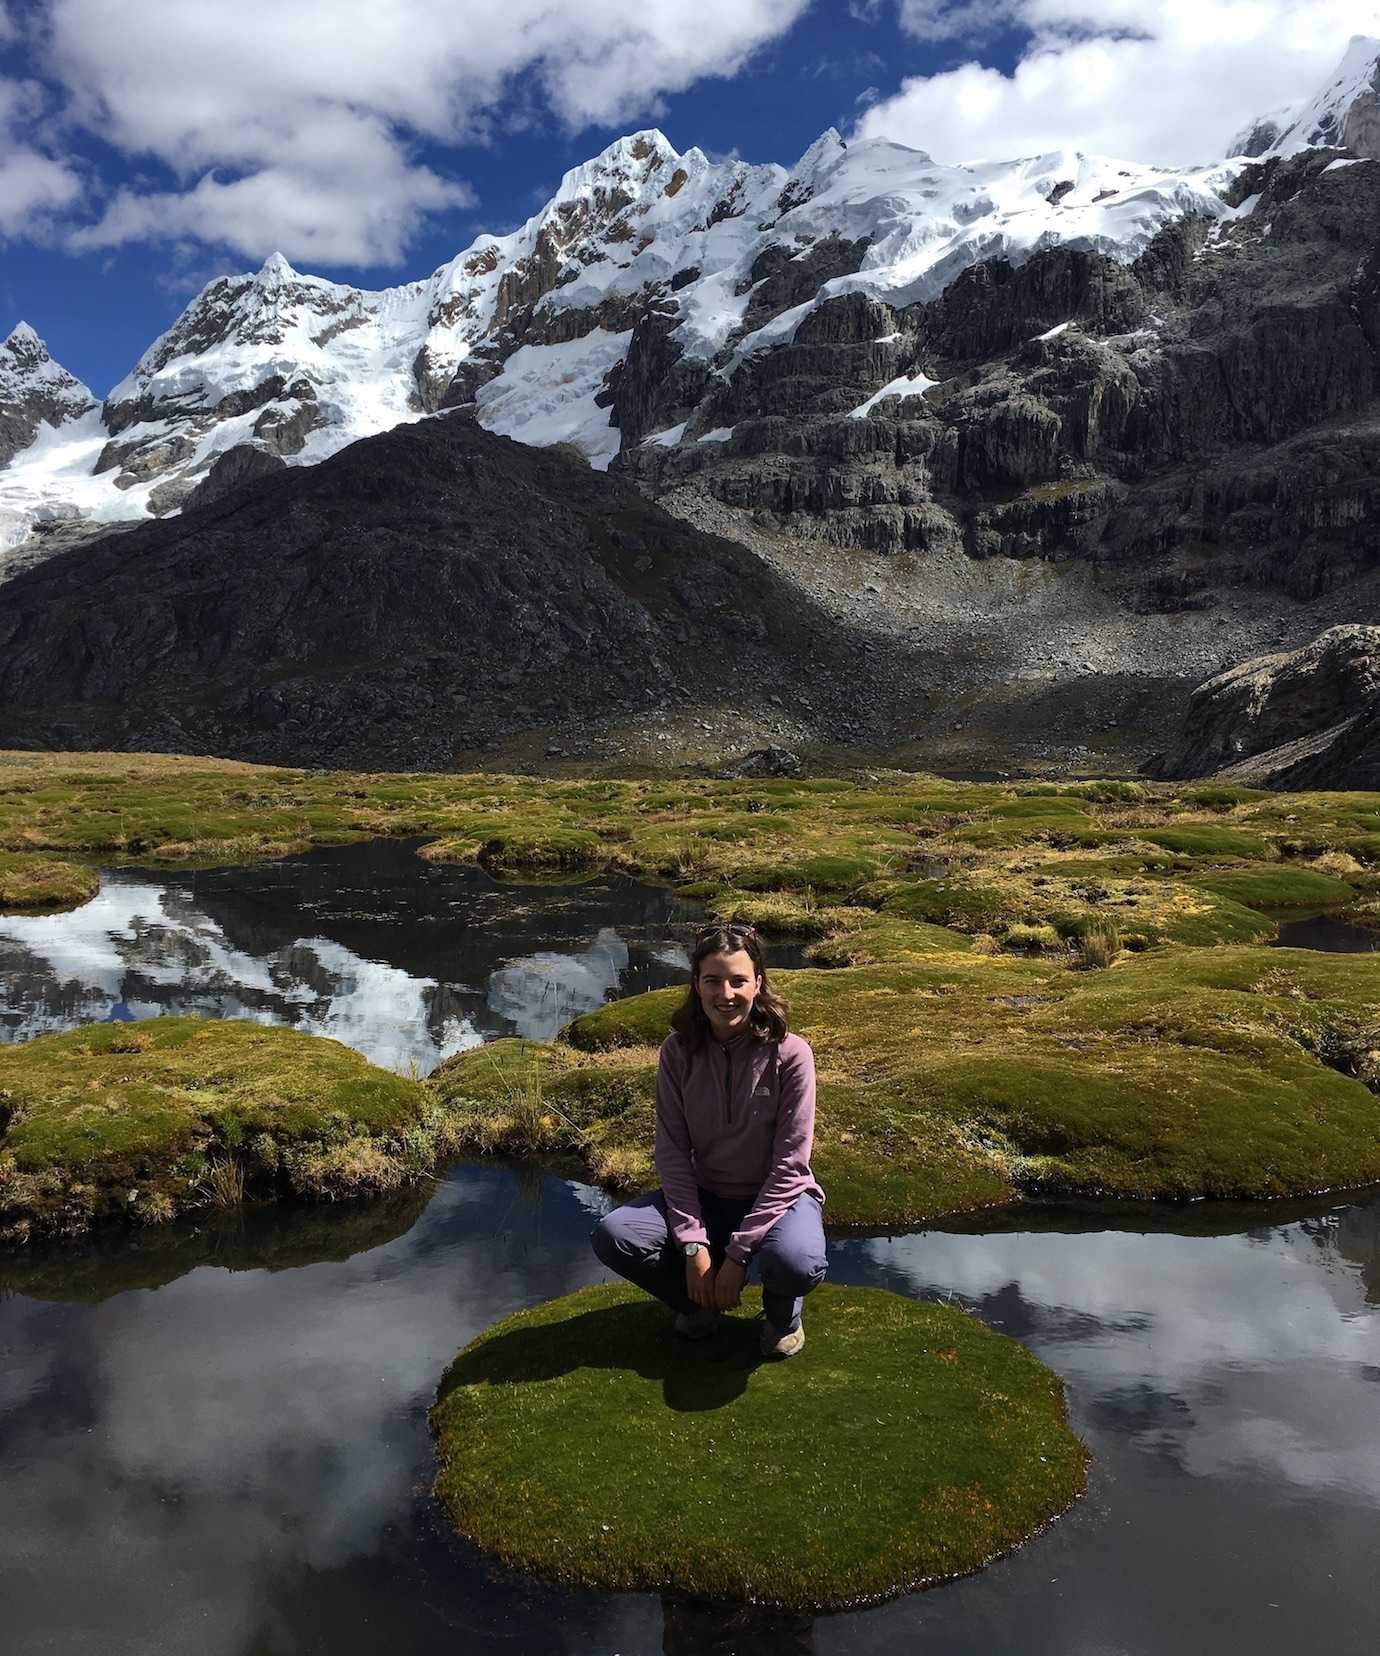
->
[2, 841, 1377, 1653]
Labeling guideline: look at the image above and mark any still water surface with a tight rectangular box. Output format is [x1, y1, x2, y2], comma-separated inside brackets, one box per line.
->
[2, 1177, 1376, 1655]
[0, 838, 731, 1069]
[1, 844, 1378, 1653]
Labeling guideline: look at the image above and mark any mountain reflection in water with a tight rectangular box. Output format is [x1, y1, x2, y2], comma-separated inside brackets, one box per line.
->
[1, 1173, 1377, 1655]
[0, 838, 706, 1070]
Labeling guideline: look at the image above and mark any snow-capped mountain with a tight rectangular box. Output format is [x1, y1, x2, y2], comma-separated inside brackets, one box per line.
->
[1232, 34, 1380, 159]
[0, 323, 103, 552]
[2, 40, 1375, 558]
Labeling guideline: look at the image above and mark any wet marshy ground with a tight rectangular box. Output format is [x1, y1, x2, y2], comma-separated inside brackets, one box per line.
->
[1, 844, 1377, 1653]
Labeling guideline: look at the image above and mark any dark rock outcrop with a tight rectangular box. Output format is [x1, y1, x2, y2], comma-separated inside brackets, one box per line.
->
[0, 417, 854, 770]
[620, 150, 1380, 594]
[181, 444, 289, 512]
[1154, 625, 1380, 782]
[1253, 698, 1380, 790]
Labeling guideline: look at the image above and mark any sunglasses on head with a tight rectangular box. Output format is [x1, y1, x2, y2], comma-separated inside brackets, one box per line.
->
[695, 921, 758, 943]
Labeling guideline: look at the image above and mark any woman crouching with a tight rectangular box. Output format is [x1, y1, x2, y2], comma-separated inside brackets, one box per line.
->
[591, 923, 826, 1359]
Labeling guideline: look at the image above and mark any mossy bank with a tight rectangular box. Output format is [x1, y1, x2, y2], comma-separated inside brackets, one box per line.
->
[0, 1018, 466, 1243]
[5, 750, 1380, 1232]
[431, 1283, 1086, 1608]
[434, 946, 1380, 1225]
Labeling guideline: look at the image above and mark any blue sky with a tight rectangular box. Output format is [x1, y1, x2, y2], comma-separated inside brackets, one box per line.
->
[0, 0, 1373, 396]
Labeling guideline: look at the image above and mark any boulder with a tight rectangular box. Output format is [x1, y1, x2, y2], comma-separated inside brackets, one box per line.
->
[1155, 625, 1380, 777]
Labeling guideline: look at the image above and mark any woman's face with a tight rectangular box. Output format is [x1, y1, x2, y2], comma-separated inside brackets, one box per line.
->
[695, 947, 762, 1041]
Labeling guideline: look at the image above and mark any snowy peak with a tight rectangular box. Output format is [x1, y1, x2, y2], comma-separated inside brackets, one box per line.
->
[1, 322, 93, 401]
[1236, 35, 1380, 159]
[5, 321, 42, 353]
[256, 251, 298, 284]
[789, 128, 849, 183]
[550, 128, 681, 202]
[0, 323, 96, 469]
[1, 109, 1249, 543]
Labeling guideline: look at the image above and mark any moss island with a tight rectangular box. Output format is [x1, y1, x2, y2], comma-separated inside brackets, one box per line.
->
[430, 1282, 1086, 1608]
[3, 749, 1380, 1236]
[0, 1017, 461, 1243]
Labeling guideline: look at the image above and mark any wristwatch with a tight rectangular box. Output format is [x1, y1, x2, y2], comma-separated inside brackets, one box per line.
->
[682, 1242, 706, 1258]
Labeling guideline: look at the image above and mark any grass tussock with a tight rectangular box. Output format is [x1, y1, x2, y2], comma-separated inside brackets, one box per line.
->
[0, 852, 99, 913]
[431, 1283, 1085, 1609]
[541, 947, 1380, 1225]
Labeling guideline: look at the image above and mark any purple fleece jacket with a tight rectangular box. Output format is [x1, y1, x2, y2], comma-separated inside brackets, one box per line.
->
[654, 1028, 824, 1266]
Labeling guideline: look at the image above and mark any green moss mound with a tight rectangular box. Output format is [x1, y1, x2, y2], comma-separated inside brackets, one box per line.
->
[430, 1283, 1085, 1609]
[436, 946, 1380, 1224]
[0, 1017, 454, 1243]
[7, 753, 1380, 1230]
[0, 851, 98, 912]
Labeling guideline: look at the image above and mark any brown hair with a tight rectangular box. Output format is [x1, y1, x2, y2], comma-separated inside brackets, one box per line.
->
[670, 922, 790, 1055]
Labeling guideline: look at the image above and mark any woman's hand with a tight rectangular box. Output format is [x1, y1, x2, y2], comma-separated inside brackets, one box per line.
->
[712, 1257, 746, 1310]
[686, 1249, 716, 1308]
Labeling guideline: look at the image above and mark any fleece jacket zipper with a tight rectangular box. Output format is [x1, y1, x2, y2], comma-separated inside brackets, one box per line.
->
[723, 1043, 732, 1125]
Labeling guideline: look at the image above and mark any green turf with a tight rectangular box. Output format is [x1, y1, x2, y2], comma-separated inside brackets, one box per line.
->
[430, 1283, 1086, 1609]
[0, 1017, 456, 1242]
[0, 851, 98, 912]
[6, 749, 1380, 1235]
[436, 944, 1380, 1223]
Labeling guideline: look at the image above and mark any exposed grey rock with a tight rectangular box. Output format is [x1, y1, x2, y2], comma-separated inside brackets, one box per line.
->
[721, 746, 803, 778]
[1154, 625, 1380, 779]
[619, 151, 1380, 591]
[1251, 698, 1380, 790]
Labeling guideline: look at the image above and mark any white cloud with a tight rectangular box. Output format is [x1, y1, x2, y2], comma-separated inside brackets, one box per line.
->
[0, 146, 80, 237]
[899, 0, 1020, 40]
[39, 0, 808, 265]
[67, 129, 472, 267]
[859, 1, 1380, 163]
[0, 76, 81, 237]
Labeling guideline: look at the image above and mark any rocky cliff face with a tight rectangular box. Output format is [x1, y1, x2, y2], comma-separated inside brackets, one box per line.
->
[620, 148, 1380, 613]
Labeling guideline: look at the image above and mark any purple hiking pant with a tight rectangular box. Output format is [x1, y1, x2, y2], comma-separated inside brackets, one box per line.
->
[591, 1187, 827, 1333]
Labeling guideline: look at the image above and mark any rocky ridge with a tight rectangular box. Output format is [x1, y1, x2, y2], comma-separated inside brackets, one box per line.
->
[0, 417, 906, 770]
[0, 123, 1242, 548]
[1155, 625, 1380, 790]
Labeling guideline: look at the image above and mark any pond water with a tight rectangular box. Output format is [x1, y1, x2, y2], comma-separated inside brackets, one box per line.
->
[3, 845, 1379, 1653]
[2, 1173, 1376, 1655]
[1274, 914, 1380, 953]
[0, 838, 805, 1071]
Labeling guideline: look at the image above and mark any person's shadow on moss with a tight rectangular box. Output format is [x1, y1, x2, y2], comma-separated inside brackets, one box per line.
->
[436, 1300, 764, 1413]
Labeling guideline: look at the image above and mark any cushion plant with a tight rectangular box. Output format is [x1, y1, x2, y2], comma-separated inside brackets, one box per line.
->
[431, 1282, 1086, 1609]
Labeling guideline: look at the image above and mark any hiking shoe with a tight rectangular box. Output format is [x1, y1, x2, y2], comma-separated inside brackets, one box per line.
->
[674, 1308, 721, 1340]
[760, 1319, 805, 1359]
